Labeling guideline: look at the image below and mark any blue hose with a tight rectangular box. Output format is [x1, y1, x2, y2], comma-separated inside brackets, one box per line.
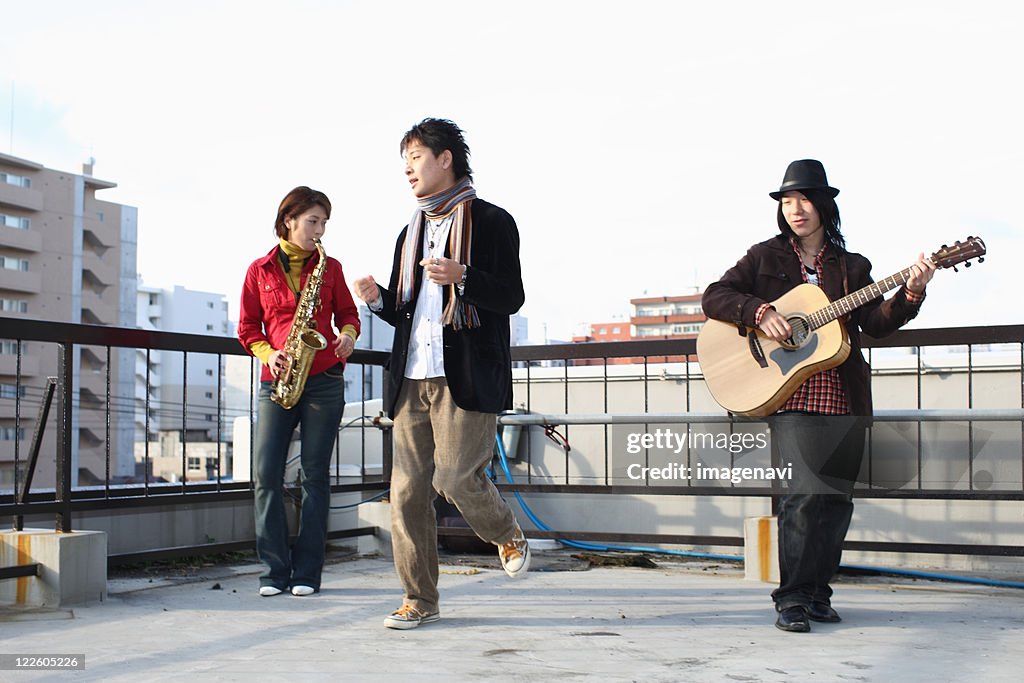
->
[494, 433, 742, 561]
[495, 432, 1024, 589]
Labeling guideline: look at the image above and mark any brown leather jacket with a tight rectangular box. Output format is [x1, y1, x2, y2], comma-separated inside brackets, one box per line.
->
[701, 234, 924, 416]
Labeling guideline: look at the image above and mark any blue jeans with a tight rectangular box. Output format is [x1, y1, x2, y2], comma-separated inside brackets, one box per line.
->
[253, 366, 345, 591]
[769, 413, 866, 610]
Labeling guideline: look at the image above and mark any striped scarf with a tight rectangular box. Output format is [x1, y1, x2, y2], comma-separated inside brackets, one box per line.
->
[397, 176, 480, 329]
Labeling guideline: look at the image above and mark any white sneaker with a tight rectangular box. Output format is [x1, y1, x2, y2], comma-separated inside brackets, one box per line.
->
[291, 585, 315, 596]
[497, 523, 531, 578]
[259, 586, 283, 597]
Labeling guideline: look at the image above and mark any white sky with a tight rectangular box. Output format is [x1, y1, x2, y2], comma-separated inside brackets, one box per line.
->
[2, 0, 1020, 341]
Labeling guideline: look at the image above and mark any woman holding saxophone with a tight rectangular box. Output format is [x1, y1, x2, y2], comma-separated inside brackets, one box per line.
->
[238, 186, 360, 597]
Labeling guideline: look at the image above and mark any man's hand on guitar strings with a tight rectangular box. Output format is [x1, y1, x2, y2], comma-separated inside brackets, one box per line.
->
[759, 308, 793, 343]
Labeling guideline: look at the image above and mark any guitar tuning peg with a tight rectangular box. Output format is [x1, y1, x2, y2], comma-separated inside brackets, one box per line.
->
[978, 257, 985, 263]
[941, 244, 948, 249]
[953, 265, 959, 272]
[964, 261, 972, 268]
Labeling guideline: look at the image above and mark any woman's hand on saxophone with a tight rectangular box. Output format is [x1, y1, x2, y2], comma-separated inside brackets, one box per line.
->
[334, 334, 355, 360]
[268, 349, 289, 379]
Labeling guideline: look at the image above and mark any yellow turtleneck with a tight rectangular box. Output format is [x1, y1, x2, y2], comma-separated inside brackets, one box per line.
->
[249, 238, 358, 365]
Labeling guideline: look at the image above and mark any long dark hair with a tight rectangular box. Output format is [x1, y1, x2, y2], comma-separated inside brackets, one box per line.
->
[274, 186, 331, 238]
[776, 188, 845, 251]
[400, 118, 473, 182]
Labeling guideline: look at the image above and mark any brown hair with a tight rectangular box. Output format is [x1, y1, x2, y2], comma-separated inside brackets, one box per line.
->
[274, 186, 332, 238]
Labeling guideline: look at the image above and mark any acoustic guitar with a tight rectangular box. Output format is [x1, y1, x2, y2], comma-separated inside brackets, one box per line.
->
[696, 237, 987, 416]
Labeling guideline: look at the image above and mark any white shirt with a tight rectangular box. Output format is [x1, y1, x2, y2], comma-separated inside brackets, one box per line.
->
[404, 214, 454, 379]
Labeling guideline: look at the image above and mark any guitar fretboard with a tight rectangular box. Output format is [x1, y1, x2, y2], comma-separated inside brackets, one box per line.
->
[808, 266, 916, 329]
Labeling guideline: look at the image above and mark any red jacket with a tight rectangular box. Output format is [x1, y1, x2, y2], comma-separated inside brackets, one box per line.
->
[238, 244, 360, 382]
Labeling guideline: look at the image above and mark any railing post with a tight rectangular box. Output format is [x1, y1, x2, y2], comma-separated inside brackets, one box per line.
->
[56, 342, 74, 532]
[13, 378, 57, 531]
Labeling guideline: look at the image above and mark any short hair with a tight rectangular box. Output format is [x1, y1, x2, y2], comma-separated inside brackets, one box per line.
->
[776, 188, 846, 251]
[274, 186, 331, 238]
[400, 118, 473, 182]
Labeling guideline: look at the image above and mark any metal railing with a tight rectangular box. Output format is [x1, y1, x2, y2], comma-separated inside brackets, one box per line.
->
[2, 317, 1022, 561]
[492, 325, 1024, 557]
[0, 316, 389, 559]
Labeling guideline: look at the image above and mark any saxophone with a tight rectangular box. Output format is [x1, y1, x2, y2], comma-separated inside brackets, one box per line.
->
[270, 238, 329, 409]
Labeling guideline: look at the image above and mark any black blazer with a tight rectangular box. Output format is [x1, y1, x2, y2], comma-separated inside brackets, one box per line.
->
[372, 198, 525, 417]
[702, 234, 924, 416]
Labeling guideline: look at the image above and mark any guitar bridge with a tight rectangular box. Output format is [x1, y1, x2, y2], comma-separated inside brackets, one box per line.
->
[748, 331, 768, 369]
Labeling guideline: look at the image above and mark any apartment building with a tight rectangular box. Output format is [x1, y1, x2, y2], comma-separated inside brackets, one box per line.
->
[571, 293, 707, 364]
[0, 152, 137, 487]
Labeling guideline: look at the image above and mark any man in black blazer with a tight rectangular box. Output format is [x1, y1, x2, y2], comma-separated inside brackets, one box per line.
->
[354, 118, 529, 630]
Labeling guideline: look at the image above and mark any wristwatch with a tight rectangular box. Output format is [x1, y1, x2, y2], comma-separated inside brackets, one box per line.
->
[456, 266, 467, 295]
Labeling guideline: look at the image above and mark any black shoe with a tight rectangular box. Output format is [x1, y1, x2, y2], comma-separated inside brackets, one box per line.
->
[808, 601, 841, 622]
[775, 606, 811, 633]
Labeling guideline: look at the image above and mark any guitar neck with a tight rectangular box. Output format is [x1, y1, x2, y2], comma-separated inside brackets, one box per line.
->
[809, 266, 916, 329]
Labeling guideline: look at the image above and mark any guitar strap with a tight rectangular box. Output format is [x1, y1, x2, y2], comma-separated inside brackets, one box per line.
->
[841, 251, 849, 297]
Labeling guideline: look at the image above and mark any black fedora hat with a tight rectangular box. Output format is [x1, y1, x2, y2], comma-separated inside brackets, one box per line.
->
[769, 159, 839, 200]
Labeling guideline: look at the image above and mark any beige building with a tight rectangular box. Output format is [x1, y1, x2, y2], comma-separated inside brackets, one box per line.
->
[0, 152, 137, 488]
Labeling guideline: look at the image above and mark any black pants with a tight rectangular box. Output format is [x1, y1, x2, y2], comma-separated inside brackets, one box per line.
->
[769, 413, 866, 610]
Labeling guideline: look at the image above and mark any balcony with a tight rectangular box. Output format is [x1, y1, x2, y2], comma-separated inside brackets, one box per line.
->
[0, 224, 43, 252]
[0, 181, 43, 211]
[0, 268, 41, 293]
[0, 350, 40, 378]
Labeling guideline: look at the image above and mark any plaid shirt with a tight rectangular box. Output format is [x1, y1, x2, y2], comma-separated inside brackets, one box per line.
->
[754, 241, 924, 415]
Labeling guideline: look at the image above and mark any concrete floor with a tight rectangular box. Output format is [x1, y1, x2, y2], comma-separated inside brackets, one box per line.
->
[1, 551, 1022, 682]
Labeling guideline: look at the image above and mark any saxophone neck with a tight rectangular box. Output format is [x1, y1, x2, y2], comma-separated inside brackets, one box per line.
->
[312, 239, 326, 272]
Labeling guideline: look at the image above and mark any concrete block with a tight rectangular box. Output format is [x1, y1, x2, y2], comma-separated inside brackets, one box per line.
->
[357, 501, 392, 557]
[743, 516, 779, 583]
[0, 529, 107, 607]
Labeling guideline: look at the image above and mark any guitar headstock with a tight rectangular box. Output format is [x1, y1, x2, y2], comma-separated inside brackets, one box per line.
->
[931, 236, 986, 271]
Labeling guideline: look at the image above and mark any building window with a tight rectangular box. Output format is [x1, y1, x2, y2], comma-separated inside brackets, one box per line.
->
[205, 369, 213, 376]
[0, 256, 29, 272]
[205, 414, 214, 422]
[0, 299, 28, 313]
[0, 384, 28, 399]
[598, 327, 607, 335]
[1, 427, 26, 441]
[96, 211, 104, 222]
[207, 301, 214, 308]
[0, 213, 30, 230]
[612, 327, 621, 334]
[1, 340, 22, 354]
[0, 172, 31, 188]
[206, 323, 213, 331]
[204, 391, 214, 399]
[187, 456, 202, 470]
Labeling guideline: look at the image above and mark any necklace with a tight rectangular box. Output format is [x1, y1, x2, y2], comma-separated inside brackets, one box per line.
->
[427, 222, 441, 250]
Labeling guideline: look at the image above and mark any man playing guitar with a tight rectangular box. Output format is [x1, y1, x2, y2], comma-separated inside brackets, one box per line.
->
[701, 159, 935, 633]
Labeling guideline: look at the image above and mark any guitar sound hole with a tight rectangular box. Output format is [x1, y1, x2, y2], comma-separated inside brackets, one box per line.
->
[779, 314, 811, 350]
